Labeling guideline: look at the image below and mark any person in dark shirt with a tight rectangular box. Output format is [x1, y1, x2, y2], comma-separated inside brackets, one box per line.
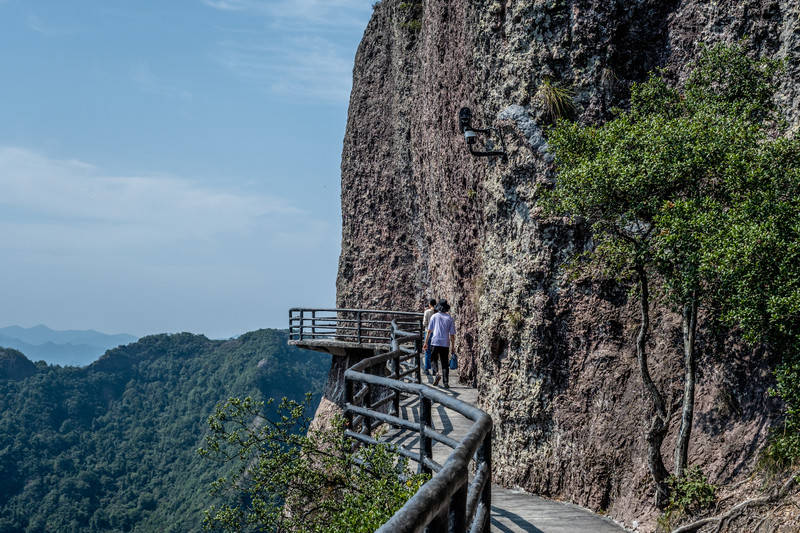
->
[422, 298, 437, 375]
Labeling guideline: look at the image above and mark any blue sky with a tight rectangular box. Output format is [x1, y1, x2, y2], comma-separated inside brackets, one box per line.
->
[0, 0, 373, 338]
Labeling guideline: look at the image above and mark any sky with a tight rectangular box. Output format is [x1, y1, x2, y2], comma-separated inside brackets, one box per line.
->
[0, 0, 374, 339]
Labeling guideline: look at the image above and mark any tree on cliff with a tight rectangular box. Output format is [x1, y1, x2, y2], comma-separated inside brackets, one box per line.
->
[543, 42, 792, 506]
[200, 395, 428, 532]
[705, 135, 800, 468]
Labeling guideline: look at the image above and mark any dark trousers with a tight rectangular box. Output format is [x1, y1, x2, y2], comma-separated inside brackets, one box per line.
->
[432, 345, 450, 385]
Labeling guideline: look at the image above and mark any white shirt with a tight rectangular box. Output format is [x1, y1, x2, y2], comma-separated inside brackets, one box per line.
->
[428, 312, 455, 347]
[423, 307, 435, 328]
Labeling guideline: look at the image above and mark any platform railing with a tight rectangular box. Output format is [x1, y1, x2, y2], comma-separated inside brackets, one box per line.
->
[343, 321, 492, 533]
[288, 308, 423, 345]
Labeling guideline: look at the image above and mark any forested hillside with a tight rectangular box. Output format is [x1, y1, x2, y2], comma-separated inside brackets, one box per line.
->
[0, 329, 329, 533]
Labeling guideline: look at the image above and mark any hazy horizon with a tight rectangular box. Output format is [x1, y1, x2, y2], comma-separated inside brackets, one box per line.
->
[0, 322, 297, 366]
[0, 321, 283, 340]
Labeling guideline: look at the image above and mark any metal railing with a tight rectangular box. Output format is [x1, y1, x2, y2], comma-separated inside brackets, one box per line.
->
[288, 308, 423, 345]
[343, 321, 492, 533]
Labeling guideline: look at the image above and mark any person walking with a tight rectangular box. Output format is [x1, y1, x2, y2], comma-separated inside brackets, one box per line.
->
[422, 298, 436, 375]
[423, 299, 455, 388]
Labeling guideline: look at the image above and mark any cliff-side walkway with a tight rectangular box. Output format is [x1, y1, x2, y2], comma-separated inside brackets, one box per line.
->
[289, 307, 627, 532]
[384, 372, 627, 533]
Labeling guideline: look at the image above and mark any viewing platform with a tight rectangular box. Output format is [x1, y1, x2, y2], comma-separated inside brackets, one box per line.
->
[288, 308, 423, 356]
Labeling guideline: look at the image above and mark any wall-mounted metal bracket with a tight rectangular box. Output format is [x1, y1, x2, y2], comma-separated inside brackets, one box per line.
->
[458, 107, 507, 158]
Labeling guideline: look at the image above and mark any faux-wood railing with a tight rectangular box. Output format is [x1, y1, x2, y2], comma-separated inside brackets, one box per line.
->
[288, 308, 423, 345]
[343, 321, 492, 533]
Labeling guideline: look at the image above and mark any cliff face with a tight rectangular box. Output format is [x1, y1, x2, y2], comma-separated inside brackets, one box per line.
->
[337, 0, 800, 529]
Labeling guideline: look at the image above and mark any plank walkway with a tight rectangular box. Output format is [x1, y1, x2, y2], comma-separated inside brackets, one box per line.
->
[383, 371, 627, 533]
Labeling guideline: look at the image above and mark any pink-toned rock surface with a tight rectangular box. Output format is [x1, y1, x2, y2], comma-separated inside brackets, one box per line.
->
[335, 1, 800, 530]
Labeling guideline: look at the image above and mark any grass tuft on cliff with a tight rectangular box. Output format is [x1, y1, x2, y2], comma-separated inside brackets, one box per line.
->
[536, 78, 576, 121]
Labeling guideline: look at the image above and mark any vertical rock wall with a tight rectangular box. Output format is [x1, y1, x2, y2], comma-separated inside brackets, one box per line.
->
[336, 0, 800, 528]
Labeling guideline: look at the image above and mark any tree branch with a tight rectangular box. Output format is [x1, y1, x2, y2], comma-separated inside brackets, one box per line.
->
[671, 473, 798, 533]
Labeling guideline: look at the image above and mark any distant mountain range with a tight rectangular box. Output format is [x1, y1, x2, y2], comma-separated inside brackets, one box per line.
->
[0, 325, 138, 367]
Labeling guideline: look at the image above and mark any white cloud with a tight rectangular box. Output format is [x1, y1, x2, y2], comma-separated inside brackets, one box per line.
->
[213, 36, 353, 101]
[203, 0, 371, 26]
[0, 146, 340, 337]
[26, 12, 77, 36]
[130, 62, 193, 101]
[202, 0, 372, 103]
[0, 146, 321, 254]
[26, 14, 48, 33]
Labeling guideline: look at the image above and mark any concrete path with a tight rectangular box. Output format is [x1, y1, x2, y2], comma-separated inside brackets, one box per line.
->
[383, 371, 626, 533]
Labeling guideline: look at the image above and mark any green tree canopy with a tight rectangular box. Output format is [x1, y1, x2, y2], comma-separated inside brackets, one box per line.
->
[200, 395, 428, 533]
[0, 329, 329, 532]
[543, 41, 798, 506]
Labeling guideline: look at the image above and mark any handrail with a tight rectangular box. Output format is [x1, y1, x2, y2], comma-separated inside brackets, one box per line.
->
[288, 308, 424, 345]
[289, 307, 426, 315]
[343, 319, 492, 533]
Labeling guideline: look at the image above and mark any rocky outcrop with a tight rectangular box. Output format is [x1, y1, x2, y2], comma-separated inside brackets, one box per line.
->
[336, 1, 800, 529]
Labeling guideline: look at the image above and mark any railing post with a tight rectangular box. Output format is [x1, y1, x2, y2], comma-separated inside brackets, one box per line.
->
[392, 354, 401, 416]
[415, 336, 422, 384]
[420, 394, 433, 475]
[390, 320, 398, 352]
[299, 309, 304, 340]
[344, 377, 353, 429]
[450, 473, 468, 533]
[311, 309, 316, 338]
[477, 433, 492, 533]
[364, 383, 372, 437]
[357, 311, 362, 343]
[428, 507, 448, 533]
[288, 309, 293, 340]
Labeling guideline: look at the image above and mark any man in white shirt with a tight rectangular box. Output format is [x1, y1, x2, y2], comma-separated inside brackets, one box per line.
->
[423, 299, 456, 388]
